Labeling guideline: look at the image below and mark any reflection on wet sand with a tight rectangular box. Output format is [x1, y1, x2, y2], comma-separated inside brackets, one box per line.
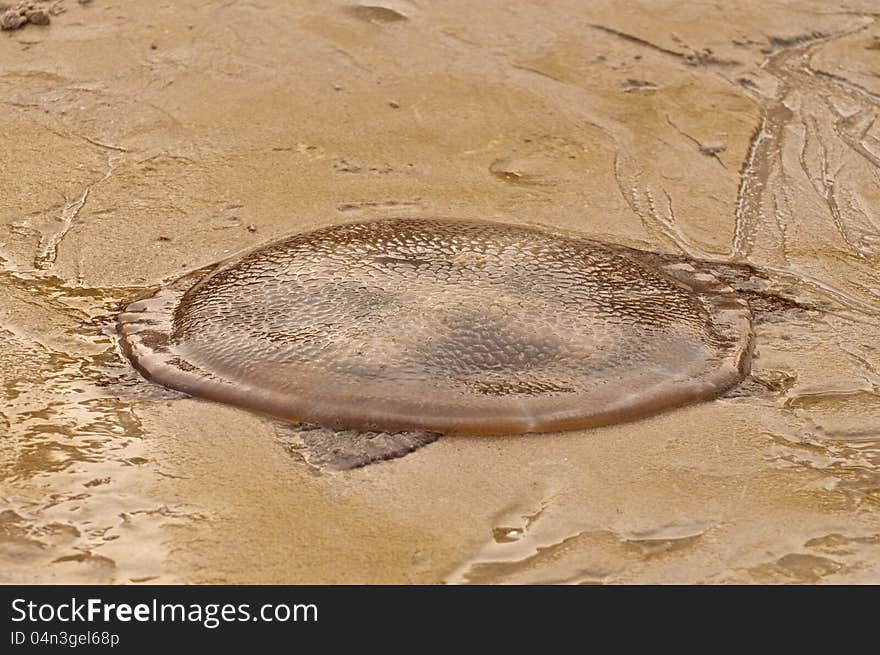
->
[2, 1, 880, 584]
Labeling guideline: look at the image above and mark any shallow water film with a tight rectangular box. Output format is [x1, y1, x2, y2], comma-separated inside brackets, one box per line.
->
[2, 0, 880, 584]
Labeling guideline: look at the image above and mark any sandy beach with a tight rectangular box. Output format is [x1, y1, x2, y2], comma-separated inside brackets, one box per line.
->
[2, 0, 880, 584]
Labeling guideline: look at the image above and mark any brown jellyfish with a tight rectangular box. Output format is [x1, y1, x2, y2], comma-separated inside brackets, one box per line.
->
[117, 218, 753, 467]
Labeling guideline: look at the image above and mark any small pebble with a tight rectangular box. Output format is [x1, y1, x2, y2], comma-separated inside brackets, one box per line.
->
[700, 144, 727, 156]
[1, 9, 26, 30]
[247, 224, 257, 233]
[26, 9, 50, 25]
[388, 101, 400, 109]
[150, 42, 157, 50]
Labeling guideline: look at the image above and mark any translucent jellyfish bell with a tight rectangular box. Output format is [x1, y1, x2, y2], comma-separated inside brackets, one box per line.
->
[117, 218, 752, 436]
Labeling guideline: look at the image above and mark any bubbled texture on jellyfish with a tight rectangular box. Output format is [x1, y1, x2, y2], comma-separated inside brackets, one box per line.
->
[121, 219, 752, 435]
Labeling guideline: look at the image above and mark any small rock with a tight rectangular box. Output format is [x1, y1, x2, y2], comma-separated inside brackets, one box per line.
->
[247, 224, 257, 233]
[700, 143, 727, 156]
[621, 78, 657, 92]
[1, 9, 26, 30]
[26, 9, 50, 25]
[388, 100, 400, 109]
[149, 42, 157, 50]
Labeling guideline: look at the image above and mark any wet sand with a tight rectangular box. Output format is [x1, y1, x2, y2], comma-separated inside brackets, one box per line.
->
[2, 0, 880, 584]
